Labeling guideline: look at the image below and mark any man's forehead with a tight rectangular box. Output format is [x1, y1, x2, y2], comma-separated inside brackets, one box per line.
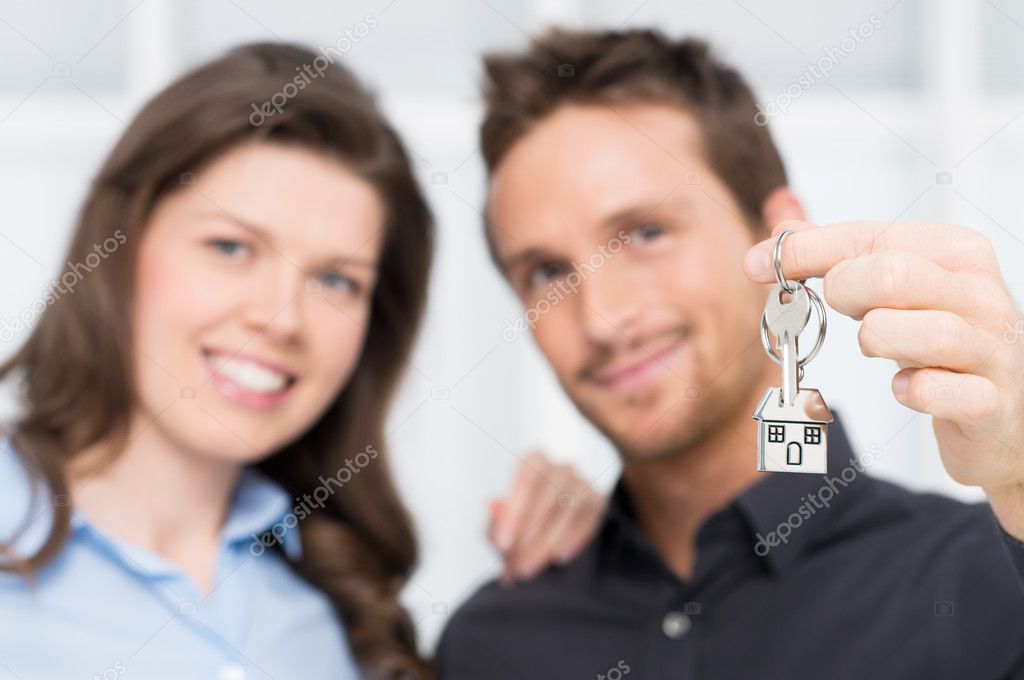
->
[490, 104, 704, 206]
[485, 103, 713, 263]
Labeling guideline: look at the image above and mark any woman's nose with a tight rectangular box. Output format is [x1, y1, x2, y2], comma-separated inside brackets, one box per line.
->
[242, 263, 305, 344]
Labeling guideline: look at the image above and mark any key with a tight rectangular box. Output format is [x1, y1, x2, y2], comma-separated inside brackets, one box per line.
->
[764, 281, 810, 406]
[752, 235, 834, 474]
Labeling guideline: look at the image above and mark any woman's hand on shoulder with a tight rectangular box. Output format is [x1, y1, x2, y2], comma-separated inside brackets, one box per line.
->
[487, 451, 607, 584]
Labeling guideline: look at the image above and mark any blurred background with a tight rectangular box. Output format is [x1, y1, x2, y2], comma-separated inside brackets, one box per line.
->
[0, 0, 1022, 651]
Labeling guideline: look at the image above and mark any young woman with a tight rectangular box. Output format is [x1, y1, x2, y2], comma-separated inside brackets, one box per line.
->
[0, 43, 604, 679]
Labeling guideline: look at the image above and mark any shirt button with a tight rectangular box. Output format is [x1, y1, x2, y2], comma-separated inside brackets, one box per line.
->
[661, 611, 692, 640]
[218, 663, 247, 680]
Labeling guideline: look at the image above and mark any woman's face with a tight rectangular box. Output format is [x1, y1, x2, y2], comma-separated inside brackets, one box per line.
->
[131, 140, 385, 464]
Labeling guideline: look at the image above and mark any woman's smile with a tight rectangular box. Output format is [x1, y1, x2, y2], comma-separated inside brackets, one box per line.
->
[201, 347, 298, 411]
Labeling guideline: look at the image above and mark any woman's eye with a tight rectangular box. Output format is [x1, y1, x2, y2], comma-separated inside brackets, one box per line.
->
[527, 262, 567, 290]
[632, 223, 664, 243]
[209, 239, 250, 258]
[318, 271, 360, 294]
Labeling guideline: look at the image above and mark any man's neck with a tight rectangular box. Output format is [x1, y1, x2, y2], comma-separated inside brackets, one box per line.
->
[620, 382, 772, 581]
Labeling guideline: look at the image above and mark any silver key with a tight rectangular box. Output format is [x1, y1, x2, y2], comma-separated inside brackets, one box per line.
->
[753, 232, 833, 474]
[764, 281, 810, 406]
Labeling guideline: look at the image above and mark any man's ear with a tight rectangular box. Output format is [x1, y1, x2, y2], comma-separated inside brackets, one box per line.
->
[757, 187, 806, 240]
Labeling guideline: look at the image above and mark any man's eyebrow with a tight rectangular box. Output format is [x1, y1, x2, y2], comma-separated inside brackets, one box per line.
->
[499, 246, 555, 275]
[598, 197, 690, 234]
[196, 210, 378, 269]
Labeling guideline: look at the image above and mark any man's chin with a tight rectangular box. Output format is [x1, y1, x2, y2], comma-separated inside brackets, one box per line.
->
[588, 400, 706, 462]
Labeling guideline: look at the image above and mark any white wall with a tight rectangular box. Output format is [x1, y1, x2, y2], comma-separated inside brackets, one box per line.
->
[0, 0, 1022, 651]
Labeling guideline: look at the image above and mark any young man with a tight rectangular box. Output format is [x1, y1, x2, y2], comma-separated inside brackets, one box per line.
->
[437, 28, 1024, 678]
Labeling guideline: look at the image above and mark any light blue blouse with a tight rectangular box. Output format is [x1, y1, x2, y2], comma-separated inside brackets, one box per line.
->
[0, 432, 361, 680]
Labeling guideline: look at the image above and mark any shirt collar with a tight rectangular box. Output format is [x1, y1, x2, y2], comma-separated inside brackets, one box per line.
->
[59, 466, 301, 581]
[603, 409, 867, 577]
[1, 434, 303, 577]
[218, 466, 303, 560]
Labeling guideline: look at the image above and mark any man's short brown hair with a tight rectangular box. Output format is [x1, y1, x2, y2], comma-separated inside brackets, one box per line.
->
[480, 27, 787, 227]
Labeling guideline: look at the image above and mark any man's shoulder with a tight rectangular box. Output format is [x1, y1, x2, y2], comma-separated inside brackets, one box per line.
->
[436, 542, 612, 678]
[834, 475, 1024, 613]
[851, 474, 1007, 551]
[440, 546, 597, 634]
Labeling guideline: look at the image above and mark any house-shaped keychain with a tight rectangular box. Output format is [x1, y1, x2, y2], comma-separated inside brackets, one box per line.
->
[752, 386, 833, 474]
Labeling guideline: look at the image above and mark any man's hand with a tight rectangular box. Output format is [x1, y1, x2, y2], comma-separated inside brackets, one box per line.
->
[744, 220, 1024, 539]
[487, 451, 607, 584]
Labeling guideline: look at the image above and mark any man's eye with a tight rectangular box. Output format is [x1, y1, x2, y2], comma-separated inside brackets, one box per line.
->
[209, 239, 250, 258]
[527, 262, 567, 289]
[632, 223, 664, 243]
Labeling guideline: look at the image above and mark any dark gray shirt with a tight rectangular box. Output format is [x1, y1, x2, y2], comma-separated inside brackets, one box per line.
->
[437, 412, 1024, 679]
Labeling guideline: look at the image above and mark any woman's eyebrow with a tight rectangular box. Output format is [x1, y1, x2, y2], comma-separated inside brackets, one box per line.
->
[195, 209, 378, 269]
[196, 209, 275, 241]
[318, 254, 378, 269]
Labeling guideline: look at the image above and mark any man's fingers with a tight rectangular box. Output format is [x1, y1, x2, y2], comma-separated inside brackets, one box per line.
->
[858, 308, 1006, 382]
[822, 250, 1011, 331]
[746, 220, 1000, 284]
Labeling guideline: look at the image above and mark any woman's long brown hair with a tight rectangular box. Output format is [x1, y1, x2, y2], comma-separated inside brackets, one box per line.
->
[0, 43, 433, 678]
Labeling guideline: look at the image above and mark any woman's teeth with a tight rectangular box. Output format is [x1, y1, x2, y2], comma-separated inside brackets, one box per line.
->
[205, 352, 292, 394]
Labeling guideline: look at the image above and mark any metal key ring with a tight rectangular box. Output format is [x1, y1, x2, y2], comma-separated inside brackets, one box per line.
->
[759, 279, 827, 371]
[773, 230, 798, 294]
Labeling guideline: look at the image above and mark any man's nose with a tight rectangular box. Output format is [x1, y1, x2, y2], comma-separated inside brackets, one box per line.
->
[243, 263, 305, 344]
[578, 268, 640, 346]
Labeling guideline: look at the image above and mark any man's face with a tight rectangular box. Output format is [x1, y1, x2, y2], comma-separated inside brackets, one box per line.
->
[489, 103, 776, 461]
